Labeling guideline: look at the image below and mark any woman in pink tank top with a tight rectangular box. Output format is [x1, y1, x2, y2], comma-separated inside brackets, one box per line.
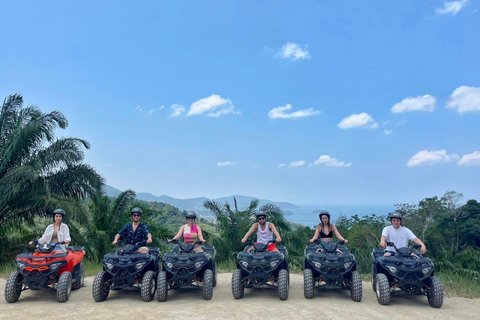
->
[169, 211, 206, 252]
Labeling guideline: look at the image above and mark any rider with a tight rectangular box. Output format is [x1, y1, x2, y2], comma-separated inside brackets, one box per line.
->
[241, 211, 282, 252]
[112, 207, 152, 254]
[380, 212, 427, 256]
[309, 210, 348, 244]
[169, 211, 206, 252]
[30, 208, 71, 252]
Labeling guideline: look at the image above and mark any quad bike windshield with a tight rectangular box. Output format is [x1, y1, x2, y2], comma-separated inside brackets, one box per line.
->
[386, 241, 421, 257]
[244, 239, 277, 252]
[168, 239, 204, 253]
[314, 240, 345, 253]
[115, 241, 148, 255]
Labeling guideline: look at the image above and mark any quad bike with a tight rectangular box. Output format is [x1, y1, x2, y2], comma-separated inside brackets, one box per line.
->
[5, 241, 85, 303]
[157, 239, 217, 301]
[92, 241, 161, 302]
[303, 240, 362, 301]
[371, 241, 443, 308]
[232, 239, 289, 301]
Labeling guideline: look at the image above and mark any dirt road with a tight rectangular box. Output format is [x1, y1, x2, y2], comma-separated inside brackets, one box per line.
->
[1, 273, 477, 320]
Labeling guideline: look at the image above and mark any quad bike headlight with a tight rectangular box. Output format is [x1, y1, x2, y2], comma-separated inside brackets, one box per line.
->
[166, 262, 174, 269]
[241, 261, 249, 268]
[387, 266, 398, 274]
[135, 262, 146, 270]
[194, 262, 203, 269]
[314, 262, 322, 269]
[422, 267, 432, 275]
[17, 263, 26, 271]
[269, 260, 279, 268]
[343, 262, 353, 270]
[49, 263, 62, 271]
[105, 263, 114, 271]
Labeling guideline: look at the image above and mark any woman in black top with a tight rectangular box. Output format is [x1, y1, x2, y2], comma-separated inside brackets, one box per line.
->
[309, 210, 348, 243]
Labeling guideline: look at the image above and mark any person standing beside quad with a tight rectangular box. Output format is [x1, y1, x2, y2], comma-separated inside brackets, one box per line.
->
[169, 210, 206, 252]
[112, 207, 152, 253]
[29, 208, 71, 252]
[241, 211, 282, 252]
[380, 211, 426, 256]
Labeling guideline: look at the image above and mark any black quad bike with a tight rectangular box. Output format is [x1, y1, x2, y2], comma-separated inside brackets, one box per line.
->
[232, 239, 289, 301]
[5, 241, 85, 303]
[371, 241, 443, 308]
[92, 241, 161, 302]
[157, 240, 217, 301]
[303, 240, 362, 301]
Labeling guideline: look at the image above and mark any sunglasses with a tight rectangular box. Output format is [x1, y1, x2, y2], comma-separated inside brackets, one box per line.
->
[187, 217, 195, 220]
[132, 214, 141, 217]
[257, 217, 266, 220]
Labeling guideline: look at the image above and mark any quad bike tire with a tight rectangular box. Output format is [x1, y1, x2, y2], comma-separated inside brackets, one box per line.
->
[57, 271, 72, 303]
[141, 270, 156, 302]
[5, 271, 23, 303]
[278, 269, 289, 301]
[72, 263, 85, 290]
[350, 270, 362, 302]
[157, 271, 168, 302]
[203, 269, 213, 300]
[213, 262, 218, 288]
[231, 269, 244, 299]
[92, 271, 110, 302]
[304, 268, 314, 299]
[371, 265, 376, 291]
[375, 273, 390, 305]
[427, 276, 444, 308]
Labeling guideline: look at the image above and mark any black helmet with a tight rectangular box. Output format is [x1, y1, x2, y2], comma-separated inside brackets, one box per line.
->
[319, 210, 330, 219]
[53, 208, 65, 216]
[131, 207, 143, 215]
[256, 211, 267, 219]
[389, 212, 403, 220]
[186, 211, 197, 219]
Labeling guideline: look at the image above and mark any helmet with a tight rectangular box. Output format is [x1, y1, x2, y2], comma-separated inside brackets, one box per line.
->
[131, 207, 143, 215]
[53, 208, 65, 216]
[256, 211, 267, 219]
[389, 212, 403, 220]
[319, 210, 330, 219]
[185, 211, 197, 219]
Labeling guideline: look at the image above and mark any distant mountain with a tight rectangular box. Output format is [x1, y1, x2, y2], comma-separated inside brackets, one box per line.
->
[103, 185, 298, 213]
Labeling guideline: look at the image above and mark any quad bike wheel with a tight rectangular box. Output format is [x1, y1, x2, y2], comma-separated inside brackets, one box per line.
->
[57, 271, 72, 302]
[231, 269, 244, 299]
[303, 268, 314, 299]
[141, 270, 156, 302]
[203, 269, 213, 300]
[72, 263, 85, 290]
[426, 276, 444, 308]
[350, 270, 362, 302]
[5, 271, 23, 303]
[375, 273, 390, 305]
[278, 269, 289, 301]
[157, 271, 168, 302]
[371, 265, 376, 291]
[92, 271, 111, 302]
[213, 262, 218, 288]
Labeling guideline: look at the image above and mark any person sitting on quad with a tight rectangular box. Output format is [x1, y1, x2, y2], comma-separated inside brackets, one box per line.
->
[29, 208, 71, 252]
[380, 212, 426, 257]
[112, 207, 152, 254]
[241, 212, 282, 252]
[169, 211, 206, 252]
[309, 210, 348, 246]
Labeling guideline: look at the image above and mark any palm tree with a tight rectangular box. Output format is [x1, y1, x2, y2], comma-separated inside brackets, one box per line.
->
[0, 93, 104, 228]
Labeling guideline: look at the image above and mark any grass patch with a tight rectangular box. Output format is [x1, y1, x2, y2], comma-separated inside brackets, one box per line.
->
[437, 272, 480, 299]
[0, 262, 16, 278]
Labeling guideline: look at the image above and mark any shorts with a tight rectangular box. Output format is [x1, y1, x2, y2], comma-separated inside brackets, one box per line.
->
[138, 246, 149, 253]
[384, 250, 396, 256]
[255, 242, 277, 251]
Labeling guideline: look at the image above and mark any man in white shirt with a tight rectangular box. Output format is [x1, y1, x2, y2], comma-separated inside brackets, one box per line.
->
[380, 212, 427, 256]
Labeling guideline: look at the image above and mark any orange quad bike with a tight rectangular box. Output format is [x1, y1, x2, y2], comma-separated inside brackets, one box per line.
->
[4, 241, 86, 303]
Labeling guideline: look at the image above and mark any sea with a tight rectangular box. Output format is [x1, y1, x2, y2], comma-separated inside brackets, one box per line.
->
[284, 204, 397, 227]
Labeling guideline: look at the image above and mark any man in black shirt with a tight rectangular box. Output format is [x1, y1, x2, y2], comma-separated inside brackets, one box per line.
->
[112, 207, 152, 253]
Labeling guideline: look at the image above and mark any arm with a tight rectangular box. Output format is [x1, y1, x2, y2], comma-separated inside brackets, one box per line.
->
[37, 225, 52, 245]
[413, 237, 426, 254]
[113, 224, 127, 245]
[269, 223, 282, 242]
[332, 225, 347, 243]
[112, 234, 121, 245]
[62, 224, 71, 244]
[197, 226, 206, 243]
[143, 224, 152, 244]
[380, 235, 387, 248]
[310, 225, 320, 243]
[242, 223, 258, 243]
[169, 225, 185, 242]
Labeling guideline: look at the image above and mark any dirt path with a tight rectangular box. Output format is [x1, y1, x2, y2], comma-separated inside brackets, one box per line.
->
[1, 273, 478, 320]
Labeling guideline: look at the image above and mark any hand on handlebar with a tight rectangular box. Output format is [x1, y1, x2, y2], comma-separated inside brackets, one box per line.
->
[146, 239, 152, 244]
[276, 237, 282, 243]
[241, 238, 247, 243]
[380, 240, 386, 248]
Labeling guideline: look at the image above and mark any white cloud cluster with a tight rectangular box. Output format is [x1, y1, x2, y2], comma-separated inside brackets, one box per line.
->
[446, 86, 480, 113]
[278, 42, 311, 60]
[436, 0, 469, 15]
[268, 104, 321, 119]
[288, 160, 306, 167]
[277, 163, 286, 168]
[135, 105, 143, 112]
[187, 94, 240, 117]
[338, 112, 378, 129]
[170, 104, 186, 117]
[391, 95, 436, 113]
[217, 161, 237, 167]
[458, 151, 480, 166]
[310, 155, 352, 167]
[407, 150, 459, 167]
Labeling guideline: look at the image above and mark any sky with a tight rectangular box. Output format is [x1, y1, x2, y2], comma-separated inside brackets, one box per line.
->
[1, 1, 479, 205]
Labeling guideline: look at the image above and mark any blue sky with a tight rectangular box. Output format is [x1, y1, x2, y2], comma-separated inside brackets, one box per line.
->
[1, 1, 479, 205]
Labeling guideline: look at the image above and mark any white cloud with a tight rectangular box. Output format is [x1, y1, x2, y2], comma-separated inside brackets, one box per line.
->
[268, 104, 321, 119]
[278, 42, 311, 60]
[391, 95, 436, 113]
[436, 0, 469, 15]
[135, 105, 143, 112]
[338, 112, 378, 129]
[217, 161, 237, 167]
[310, 155, 352, 168]
[278, 163, 286, 168]
[148, 108, 155, 116]
[445, 86, 480, 113]
[288, 160, 306, 167]
[159, 105, 165, 110]
[187, 94, 240, 117]
[384, 129, 393, 135]
[458, 151, 480, 166]
[407, 150, 459, 167]
[170, 104, 186, 117]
